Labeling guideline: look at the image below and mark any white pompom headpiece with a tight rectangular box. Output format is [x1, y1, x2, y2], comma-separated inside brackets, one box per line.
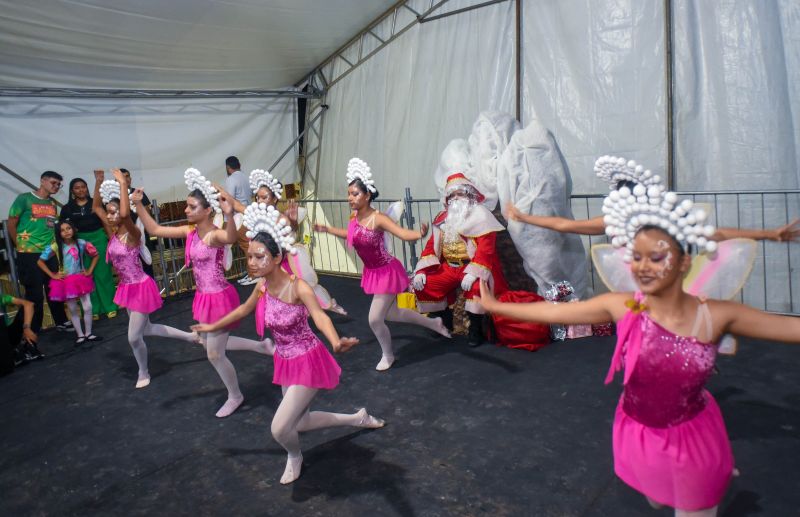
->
[595, 155, 663, 190]
[242, 202, 297, 255]
[345, 157, 377, 193]
[99, 180, 137, 213]
[249, 169, 283, 199]
[600, 160, 717, 262]
[184, 168, 221, 214]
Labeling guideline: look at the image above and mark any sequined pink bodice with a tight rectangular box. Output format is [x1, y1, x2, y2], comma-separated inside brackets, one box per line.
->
[348, 218, 393, 269]
[187, 230, 229, 293]
[107, 234, 147, 285]
[622, 313, 717, 428]
[264, 292, 323, 359]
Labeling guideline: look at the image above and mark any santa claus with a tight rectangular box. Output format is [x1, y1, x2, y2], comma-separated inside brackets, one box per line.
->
[413, 173, 508, 346]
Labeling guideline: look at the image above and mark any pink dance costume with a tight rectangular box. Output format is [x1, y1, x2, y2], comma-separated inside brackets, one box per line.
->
[346, 217, 409, 295]
[107, 234, 163, 314]
[605, 292, 733, 511]
[41, 239, 97, 301]
[255, 285, 341, 389]
[185, 229, 240, 329]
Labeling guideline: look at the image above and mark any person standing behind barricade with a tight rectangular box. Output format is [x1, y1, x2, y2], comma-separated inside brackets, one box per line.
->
[224, 156, 255, 284]
[7, 171, 71, 340]
[59, 177, 118, 320]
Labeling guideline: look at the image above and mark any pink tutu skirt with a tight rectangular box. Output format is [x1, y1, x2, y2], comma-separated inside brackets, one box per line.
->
[612, 390, 734, 511]
[114, 276, 163, 314]
[49, 273, 95, 301]
[362, 258, 409, 295]
[273, 341, 341, 390]
[192, 283, 240, 329]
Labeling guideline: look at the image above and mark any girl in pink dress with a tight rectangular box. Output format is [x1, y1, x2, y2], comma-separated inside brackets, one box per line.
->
[92, 169, 197, 389]
[477, 185, 800, 516]
[193, 203, 384, 485]
[37, 219, 100, 345]
[314, 158, 450, 371]
[132, 168, 270, 417]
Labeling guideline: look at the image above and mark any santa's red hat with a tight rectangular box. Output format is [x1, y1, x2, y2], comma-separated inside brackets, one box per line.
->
[444, 173, 485, 203]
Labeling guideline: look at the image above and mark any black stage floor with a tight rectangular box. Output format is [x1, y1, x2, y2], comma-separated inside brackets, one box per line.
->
[2, 276, 798, 516]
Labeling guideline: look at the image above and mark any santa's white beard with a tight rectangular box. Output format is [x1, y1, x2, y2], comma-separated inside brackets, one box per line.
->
[443, 198, 472, 241]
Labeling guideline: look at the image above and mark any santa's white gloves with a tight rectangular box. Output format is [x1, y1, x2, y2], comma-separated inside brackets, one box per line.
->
[412, 273, 426, 291]
[461, 273, 477, 291]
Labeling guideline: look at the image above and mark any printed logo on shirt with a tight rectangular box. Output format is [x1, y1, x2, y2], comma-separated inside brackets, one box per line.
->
[31, 203, 57, 227]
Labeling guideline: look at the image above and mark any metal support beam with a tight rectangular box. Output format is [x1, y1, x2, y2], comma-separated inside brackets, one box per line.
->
[664, 0, 676, 190]
[515, 0, 522, 123]
[296, 1, 453, 91]
[0, 87, 322, 100]
[268, 105, 328, 173]
[418, 0, 509, 24]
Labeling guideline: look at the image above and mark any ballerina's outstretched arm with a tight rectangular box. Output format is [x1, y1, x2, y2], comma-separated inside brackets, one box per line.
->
[476, 279, 629, 325]
[711, 299, 800, 344]
[296, 278, 358, 353]
[313, 222, 349, 239]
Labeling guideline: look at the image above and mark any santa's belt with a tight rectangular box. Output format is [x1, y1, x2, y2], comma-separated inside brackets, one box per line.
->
[445, 259, 470, 267]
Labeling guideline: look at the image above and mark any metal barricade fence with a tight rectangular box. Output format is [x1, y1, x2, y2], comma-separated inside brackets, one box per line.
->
[299, 190, 799, 315]
[1, 189, 795, 315]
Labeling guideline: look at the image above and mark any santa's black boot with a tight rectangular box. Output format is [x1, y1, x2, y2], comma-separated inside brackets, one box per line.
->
[467, 313, 485, 347]
[430, 308, 454, 332]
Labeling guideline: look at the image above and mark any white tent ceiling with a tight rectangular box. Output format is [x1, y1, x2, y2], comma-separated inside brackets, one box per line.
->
[0, 0, 396, 90]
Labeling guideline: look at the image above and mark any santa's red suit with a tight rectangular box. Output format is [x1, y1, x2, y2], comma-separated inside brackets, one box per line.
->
[413, 174, 508, 316]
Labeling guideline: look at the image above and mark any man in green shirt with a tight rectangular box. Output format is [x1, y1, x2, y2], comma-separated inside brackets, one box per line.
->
[7, 171, 70, 340]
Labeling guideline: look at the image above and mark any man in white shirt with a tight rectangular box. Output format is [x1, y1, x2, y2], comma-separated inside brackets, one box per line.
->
[224, 156, 251, 206]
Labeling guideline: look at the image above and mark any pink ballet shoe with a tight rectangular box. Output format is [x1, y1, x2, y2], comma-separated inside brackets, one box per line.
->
[215, 396, 244, 418]
[135, 375, 151, 389]
[356, 408, 385, 428]
[280, 454, 303, 485]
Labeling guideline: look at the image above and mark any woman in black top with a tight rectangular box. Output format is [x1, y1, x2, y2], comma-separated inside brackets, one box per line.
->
[60, 177, 118, 319]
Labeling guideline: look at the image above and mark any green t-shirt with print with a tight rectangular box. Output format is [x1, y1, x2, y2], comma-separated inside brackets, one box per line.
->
[8, 192, 58, 253]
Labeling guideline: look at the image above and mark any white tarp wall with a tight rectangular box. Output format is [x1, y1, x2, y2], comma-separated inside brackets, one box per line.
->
[0, 97, 298, 214]
[309, 0, 799, 310]
[313, 0, 515, 200]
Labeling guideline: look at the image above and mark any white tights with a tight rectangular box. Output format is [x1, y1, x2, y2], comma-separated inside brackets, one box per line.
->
[198, 330, 243, 401]
[127, 310, 197, 380]
[647, 497, 718, 516]
[66, 294, 93, 337]
[367, 293, 448, 367]
[270, 384, 376, 483]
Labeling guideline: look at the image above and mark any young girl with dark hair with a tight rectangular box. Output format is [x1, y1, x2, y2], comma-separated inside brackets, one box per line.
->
[192, 202, 384, 484]
[132, 168, 270, 416]
[314, 158, 450, 371]
[37, 219, 100, 344]
[93, 169, 197, 389]
[478, 183, 800, 517]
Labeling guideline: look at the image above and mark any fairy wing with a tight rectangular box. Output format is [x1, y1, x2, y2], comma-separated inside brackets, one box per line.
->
[590, 244, 638, 292]
[135, 218, 153, 265]
[383, 200, 405, 251]
[684, 238, 757, 301]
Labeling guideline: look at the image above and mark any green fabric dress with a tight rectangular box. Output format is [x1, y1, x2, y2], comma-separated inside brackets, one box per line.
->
[81, 227, 118, 316]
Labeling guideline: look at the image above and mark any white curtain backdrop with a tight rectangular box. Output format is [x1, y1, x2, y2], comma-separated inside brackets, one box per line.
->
[522, 0, 667, 195]
[673, 0, 800, 191]
[314, 0, 515, 201]
[0, 96, 298, 214]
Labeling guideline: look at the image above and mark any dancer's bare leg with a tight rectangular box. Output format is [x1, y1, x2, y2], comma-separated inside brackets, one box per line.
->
[127, 310, 152, 388]
[271, 385, 384, 484]
[200, 330, 244, 417]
